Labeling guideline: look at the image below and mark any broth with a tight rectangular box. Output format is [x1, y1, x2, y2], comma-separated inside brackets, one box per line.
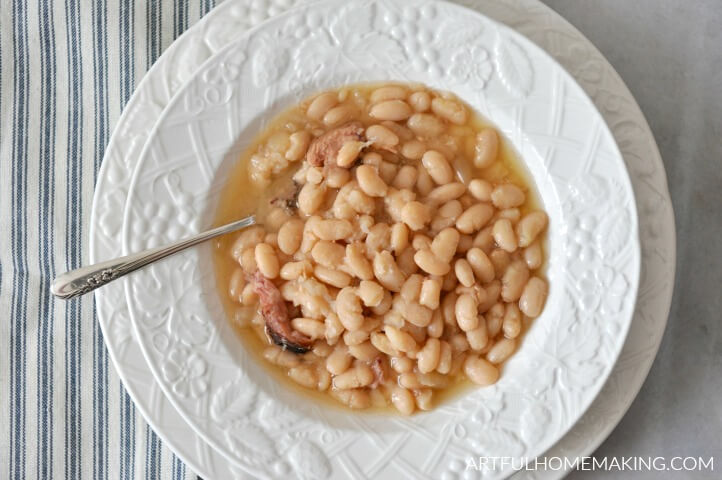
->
[212, 83, 548, 414]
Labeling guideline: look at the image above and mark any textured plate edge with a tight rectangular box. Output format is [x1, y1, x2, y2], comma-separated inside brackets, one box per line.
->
[87, 3, 236, 478]
[118, 0, 642, 474]
[439, 0, 644, 470]
[530, 2, 676, 474]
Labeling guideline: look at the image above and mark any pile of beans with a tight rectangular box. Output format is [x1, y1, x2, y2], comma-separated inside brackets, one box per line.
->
[222, 84, 548, 414]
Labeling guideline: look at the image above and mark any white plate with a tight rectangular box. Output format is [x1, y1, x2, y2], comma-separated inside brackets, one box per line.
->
[90, 0, 674, 479]
[119, 0, 639, 477]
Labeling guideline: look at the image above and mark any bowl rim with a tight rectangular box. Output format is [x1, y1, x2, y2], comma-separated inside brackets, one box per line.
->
[117, 0, 641, 476]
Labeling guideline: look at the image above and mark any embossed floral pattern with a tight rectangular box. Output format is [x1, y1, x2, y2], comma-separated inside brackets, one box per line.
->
[287, 440, 332, 480]
[210, 378, 256, 424]
[161, 347, 208, 398]
[288, 2, 405, 94]
[565, 214, 598, 262]
[128, 183, 199, 251]
[578, 266, 628, 314]
[493, 33, 534, 98]
[251, 34, 287, 86]
[205, 59, 244, 85]
[450, 46, 494, 89]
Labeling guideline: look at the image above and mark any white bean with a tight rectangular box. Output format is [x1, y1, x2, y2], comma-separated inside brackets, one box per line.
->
[370, 85, 408, 103]
[391, 165, 418, 190]
[430, 97, 468, 125]
[298, 182, 327, 215]
[408, 91, 431, 112]
[313, 218, 353, 241]
[492, 218, 518, 252]
[336, 287, 364, 330]
[356, 164, 388, 197]
[285, 131, 311, 161]
[519, 276, 547, 317]
[491, 184, 525, 209]
[454, 258, 475, 287]
[523, 242, 543, 270]
[401, 201, 431, 231]
[414, 249, 450, 276]
[430, 227, 460, 264]
[307, 92, 338, 120]
[407, 113, 445, 137]
[385, 326, 418, 353]
[501, 260, 530, 302]
[291, 317, 325, 339]
[311, 240, 346, 267]
[345, 243, 374, 280]
[366, 124, 399, 150]
[336, 140, 365, 168]
[348, 341, 380, 362]
[468, 179, 492, 201]
[417, 338, 441, 373]
[455, 293, 479, 332]
[358, 280, 385, 307]
[277, 219, 304, 255]
[419, 277, 442, 309]
[503, 303, 522, 338]
[464, 355, 499, 385]
[421, 150, 454, 185]
[390, 222, 409, 254]
[516, 211, 548, 247]
[474, 128, 498, 168]
[326, 347, 352, 375]
[391, 386, 415, 415]
[427, 182, 466, 206]
[487, 337, 516, 364]
[314, 265, 351, 288]
[324, 103, 357, 127]
[456, 203, 495, 234]
[373, 251, 406, 292]
[370, 100, 413, 121]
[254, 243, 279, 278]
[333, 364, 374, 389]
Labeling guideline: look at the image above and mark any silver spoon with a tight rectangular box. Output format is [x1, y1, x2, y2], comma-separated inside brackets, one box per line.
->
[51, 215, 256, 300]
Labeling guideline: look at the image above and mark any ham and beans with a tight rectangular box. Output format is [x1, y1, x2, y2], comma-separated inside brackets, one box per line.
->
[213, 83, 548, 414]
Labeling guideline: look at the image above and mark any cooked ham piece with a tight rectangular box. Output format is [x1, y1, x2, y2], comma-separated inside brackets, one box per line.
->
[306, 122, 365, 167]
[251, 271, 312, 353]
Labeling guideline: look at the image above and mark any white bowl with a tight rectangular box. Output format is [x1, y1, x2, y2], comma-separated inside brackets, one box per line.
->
[119, 0, 640, 478]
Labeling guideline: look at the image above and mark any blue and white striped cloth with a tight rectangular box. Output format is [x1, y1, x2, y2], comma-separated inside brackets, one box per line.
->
[0, 2, 220, 478]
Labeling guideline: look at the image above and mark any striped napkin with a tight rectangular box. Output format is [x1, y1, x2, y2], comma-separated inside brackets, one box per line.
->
[0, 2, 221, 478]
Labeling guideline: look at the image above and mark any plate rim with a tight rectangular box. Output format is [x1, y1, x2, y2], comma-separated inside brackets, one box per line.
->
[118, 0, 641, 475]
[88, 0, 674, 478]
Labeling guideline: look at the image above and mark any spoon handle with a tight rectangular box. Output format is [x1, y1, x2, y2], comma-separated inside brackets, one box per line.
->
[51, 216, 256, 300]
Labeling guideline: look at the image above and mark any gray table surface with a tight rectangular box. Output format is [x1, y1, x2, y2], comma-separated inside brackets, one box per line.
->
[540, 1, 722, 478]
